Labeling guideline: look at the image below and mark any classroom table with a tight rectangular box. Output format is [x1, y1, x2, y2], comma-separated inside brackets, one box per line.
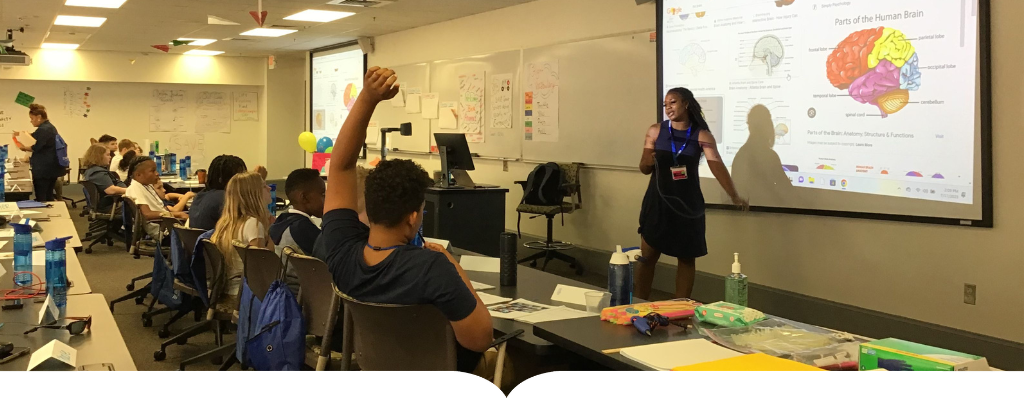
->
[1, 201, 73, 220]
[0, 248, 90, 296]
[0, 219, 84, 253]
[0, 294, 137, 371]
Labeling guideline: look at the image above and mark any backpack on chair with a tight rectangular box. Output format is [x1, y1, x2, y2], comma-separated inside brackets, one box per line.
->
[245, 279, 305, 371]
[521, 162, 565, 206]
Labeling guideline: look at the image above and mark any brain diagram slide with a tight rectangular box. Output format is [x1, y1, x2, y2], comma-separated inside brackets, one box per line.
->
[826, 27, 922, 118]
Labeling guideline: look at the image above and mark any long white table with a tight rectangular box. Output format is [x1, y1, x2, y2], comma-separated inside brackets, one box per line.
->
[0, 248, 90, 295]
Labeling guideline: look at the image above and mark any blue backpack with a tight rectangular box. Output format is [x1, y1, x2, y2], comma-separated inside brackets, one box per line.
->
[245, 280, 306, 371]
[54, 133, 70, 168]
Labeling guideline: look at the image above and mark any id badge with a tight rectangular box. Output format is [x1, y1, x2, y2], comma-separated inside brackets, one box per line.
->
[671, 165, 688, 180]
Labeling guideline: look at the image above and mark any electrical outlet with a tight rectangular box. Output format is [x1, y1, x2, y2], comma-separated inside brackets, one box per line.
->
[964, 283, 977, 305]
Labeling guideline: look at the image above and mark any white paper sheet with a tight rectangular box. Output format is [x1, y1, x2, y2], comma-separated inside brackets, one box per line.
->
[421, 93, 440, 119]
[471, 281, 495, 291]
[619, 339, 742, 371]
[195, 91, 231, 133]
[233, 91, 259, 121]
[550, 284, 601, 306]
[524, 61, 559, 142]
[439, 101, 458, 129]
[517, 306, 596, 324]
[459, 255, 500, 273]
[458, 72, 485, 135]
[366, 121, 380, 145]
[405, 94, 422, 114]
[489, 73, 513, 129]
[477, 292, 512, 306]
[488, 299, 554, 320]
[150, 89, 187, 132]
[390, 88, 406, 107]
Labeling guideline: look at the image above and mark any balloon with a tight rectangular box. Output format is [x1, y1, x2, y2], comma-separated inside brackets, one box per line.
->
[316, 137, 334, 153]
[298, 132, 317, 153]
[325, 147, 333, 154]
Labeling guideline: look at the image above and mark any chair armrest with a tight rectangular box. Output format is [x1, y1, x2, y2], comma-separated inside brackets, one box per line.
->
[488, 329, 525, 350]
[513, 180, 527, 188]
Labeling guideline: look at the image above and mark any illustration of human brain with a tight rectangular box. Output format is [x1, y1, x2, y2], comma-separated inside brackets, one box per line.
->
[826, 27, 921, 118]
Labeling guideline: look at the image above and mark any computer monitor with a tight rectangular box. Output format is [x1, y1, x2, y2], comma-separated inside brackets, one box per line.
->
[434, 133, 475, 188]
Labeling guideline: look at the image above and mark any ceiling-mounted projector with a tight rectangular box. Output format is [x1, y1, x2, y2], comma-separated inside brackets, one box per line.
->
[1, 29, 32, 66]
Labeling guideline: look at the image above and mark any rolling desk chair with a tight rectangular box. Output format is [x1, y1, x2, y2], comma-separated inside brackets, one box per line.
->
[79, 180, 124, 253]
[515, 162, 585, 275]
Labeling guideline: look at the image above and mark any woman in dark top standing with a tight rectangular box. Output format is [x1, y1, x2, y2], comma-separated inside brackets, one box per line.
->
[634, 88, 747, 299]
[12, 104, 63, 201]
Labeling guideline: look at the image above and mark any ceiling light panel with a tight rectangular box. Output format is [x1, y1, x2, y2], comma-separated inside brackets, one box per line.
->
[54, 15, 107, 27]
[239, 28, 297, 37]
[42, 43, 81, 49]
[283, 10, 355, 23]
[64, 0, 127, 8]
[176, 38, 216, 46]
[183, 50, 225, 56]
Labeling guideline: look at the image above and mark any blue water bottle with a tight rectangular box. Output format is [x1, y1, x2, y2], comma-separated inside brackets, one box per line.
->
[185, 156, 192, 178]
[11, 223, 34, 289]
[170, 153, 177, 174]
[179, 159, 187, 180]
[268, 184, 277, 215]
[45, 236, 72, 316]
[607, 245, 633, 307]
[0, 164, 6, 203]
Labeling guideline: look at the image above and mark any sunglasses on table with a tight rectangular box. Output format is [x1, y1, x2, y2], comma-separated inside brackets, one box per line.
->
[23, 316, 92, 336]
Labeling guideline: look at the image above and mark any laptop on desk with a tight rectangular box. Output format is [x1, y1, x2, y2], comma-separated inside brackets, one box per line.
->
[451, 169, 499, 189]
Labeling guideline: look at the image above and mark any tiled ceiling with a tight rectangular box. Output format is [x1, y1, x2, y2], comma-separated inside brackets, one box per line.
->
[1, 0, 536, 56]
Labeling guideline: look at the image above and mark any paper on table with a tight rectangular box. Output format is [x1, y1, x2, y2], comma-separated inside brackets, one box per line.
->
[421, 93, 440, 119]
[0, 203, 18, 213]
[390, 88, 406, 107]
[477, 292, 512, 306]
[471, 281, 495, 291]
[438, 101, 458, 129]
[550, 284, 600, 306]
[459, 255, 500, 273]
[619, 339, 742, 371]
[488, 299, 553, 320]
[405, 94, 422, 114]
[27, 339, 77, 371]
[517, 307, 596, 324]
[423, 236, 450, 250]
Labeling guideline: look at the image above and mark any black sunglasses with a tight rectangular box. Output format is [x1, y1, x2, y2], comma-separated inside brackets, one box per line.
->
[24, 316, 92, 336]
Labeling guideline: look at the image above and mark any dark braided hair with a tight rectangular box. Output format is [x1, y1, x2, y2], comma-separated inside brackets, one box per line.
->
[126, 155, 153, 185]
[204, 155, 248, 191]
[666, 87, 710, 133]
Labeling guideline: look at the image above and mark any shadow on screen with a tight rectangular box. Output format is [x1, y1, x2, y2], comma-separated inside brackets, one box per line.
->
[731, 104, 794, 206]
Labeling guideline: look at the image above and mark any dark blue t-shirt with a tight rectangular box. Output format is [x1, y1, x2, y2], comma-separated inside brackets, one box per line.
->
[188, 189, 225, 230]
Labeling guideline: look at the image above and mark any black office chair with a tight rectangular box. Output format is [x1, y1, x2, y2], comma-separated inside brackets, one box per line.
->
[515, 162, 585, 275]
[59, 165, 80, 210]
[339, 293, 522, 386]
[79, 181, 124, 254]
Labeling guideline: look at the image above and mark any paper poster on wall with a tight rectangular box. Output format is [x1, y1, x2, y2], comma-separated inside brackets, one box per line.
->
[390, 86, 406, 107]
[233, 91, 258, 121]
[150, 89, 187, 132]
[166, 133, 207, 168]
[195, 91, 231, 134]
[405, 94, 422, 114]
[439, 101, 458, 130]
[421, 93, 440, 119]
[366, 120, 380, 145]
[63, 86, 92, 118]
[489, 74, 513, 129]
[458, 72, 485, 137]
[524, 61, 559, 142]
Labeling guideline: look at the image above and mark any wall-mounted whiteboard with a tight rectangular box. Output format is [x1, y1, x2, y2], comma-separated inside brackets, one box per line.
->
[0, 79, 263, 180]
[368, 63, 430, 153]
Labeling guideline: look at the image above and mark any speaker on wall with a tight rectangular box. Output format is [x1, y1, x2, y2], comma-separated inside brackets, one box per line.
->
[358, 36, 375, 54]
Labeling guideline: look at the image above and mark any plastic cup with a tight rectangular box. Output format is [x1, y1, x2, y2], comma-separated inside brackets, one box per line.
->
[585, 291, 611, 314]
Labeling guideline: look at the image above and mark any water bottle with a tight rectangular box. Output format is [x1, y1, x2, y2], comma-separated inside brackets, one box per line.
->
[608, 245, 633, 307]
[154, 140, 159, 153]
[0, 164, 6, 203]
[500, 232, 518, 286]
[45, 236, 72, 317]
[725, 253, 749, 306]
[153, 155, 162, 174]
[149, 150, 155, 158]
[268, 183, 277, 215]
[11, 223, 34, 289]
[170, 153, 177, 174]
[185, 156, 192, 179]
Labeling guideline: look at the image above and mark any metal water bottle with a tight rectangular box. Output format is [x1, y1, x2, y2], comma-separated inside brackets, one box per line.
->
[499, 232, 518, 286]
[608, 245, 632, 306]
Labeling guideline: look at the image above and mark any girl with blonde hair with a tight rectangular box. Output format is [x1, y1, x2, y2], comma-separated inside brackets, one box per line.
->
[212, 171, 275, 297]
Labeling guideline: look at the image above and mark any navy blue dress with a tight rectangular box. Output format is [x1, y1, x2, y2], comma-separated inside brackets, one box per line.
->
[638, 121, 707, 259]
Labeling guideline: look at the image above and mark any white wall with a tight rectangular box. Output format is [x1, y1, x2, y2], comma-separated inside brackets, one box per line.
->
[265, 53, 308, 180]
[368, 0, 1024, 342]
[1, 49, 270, 170]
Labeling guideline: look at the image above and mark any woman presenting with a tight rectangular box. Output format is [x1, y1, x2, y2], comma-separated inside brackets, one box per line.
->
[12, 104, 63, 201]
[635, 88, 746, 299]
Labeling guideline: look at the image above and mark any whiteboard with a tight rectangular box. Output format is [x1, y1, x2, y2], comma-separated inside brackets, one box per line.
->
[369, 63, 430, 153]
[522, 32, 657, 167]
[0, 79, 262, 180]
[429, 50, 522, 159]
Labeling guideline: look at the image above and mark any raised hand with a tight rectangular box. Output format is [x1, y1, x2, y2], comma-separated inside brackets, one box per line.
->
[361, 66, 400, 103]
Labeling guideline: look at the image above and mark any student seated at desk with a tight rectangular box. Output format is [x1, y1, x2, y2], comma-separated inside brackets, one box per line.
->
[313, 67, 494, 373]
[98, 134, 118, 157]
[125, 156, 188, 238]
[188, 154, 268, 230]
[154, 176, 194, 212]
[212, 171, 275, 300]
[82, 144, 126, 212]
[110, 139, 135, 181]
[270, 168, 326, 292]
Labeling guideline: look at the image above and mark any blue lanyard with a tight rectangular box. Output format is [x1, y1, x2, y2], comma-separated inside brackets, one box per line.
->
[367, 233, 425, 251]
[668, 122, 692, 166]
[366, 243, 403, 251]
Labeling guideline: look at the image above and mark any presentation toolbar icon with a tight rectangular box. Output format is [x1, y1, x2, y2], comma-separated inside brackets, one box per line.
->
[841, 179, 848, 188]
[830, 179, 836, 187]
[798, 176, 805, 183]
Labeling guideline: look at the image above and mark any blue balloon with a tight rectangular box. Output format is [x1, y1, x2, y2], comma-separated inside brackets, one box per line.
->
[316, 137, 334, 153]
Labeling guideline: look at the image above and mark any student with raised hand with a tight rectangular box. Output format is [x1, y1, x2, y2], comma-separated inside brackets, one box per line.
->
[211, 171, 275, 299]
[125, 156, 188, 238]
[82, 144, 126, 212]
[312, 67, 495, 372]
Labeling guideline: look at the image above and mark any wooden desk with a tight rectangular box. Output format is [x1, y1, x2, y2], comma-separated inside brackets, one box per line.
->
[0, 294, 137, 371]
[424, 187, 508, 257]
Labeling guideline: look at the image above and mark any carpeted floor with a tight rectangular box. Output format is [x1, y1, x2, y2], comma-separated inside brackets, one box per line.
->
[69, 195, 671, 371]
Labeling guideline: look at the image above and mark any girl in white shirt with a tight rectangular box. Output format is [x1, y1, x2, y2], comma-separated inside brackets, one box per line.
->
[212, 171, 275, 298]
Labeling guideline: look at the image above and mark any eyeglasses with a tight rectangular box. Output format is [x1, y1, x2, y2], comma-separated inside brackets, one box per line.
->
[23, 316, 92, 336]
